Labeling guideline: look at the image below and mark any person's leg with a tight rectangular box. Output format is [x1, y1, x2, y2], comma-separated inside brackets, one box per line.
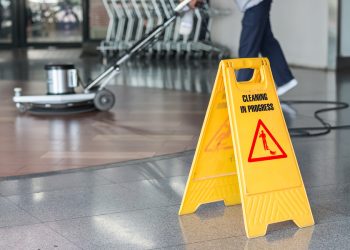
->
[237, 1, 270, 81]
[260, 3, 294, 87]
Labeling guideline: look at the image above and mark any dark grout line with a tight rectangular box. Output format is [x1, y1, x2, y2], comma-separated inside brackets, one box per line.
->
[0, 182, 118, 198]
[37, 204, 181, 224]
[2, 195, 45, 227]
[0, 174, 188, 197]
[0, 150, 195, 181]
[43, 223, 84, 250]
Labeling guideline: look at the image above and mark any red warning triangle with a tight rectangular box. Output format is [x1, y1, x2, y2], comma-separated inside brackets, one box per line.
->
[248, 119, 287, 162]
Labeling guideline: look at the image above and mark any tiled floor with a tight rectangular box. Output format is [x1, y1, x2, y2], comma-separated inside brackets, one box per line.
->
[1, 144, 350, 249]
[0, 49, 346, 177]
[1, 49, 350, 249]
[0, 49, 214, 177]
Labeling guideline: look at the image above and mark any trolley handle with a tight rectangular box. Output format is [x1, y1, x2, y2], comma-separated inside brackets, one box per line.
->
[85, 0, 194, 92]
[175, 0, 192, 12]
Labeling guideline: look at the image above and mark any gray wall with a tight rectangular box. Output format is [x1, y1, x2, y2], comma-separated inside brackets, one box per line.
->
[340, 0, 350, 57]
[210, 0, 335, 69]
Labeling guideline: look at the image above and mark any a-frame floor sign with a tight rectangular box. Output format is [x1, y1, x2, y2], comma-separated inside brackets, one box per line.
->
[179, 58, 314, 238]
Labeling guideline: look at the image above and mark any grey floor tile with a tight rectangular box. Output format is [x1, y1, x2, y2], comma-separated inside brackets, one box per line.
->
[180, 153, 195, 165]
[163, 239, 246, 250]
[94, 158, 190, 184]
[46, 205, 246, 249]
[307, 219, 350, 250]
[145, 157, 191, 178]
[301, 166, 350, 188]
[307, 183, 350, 216]
[120, 176, 188, 205]
[163, 227, 314, 250]
[166, 218, 350, 250]
[287, 113, 326, 130]
[294, 141, 338, 163]
[46, 206, 183, 249]
[0, 172, 114, 196]
[293, 131, 350, 160]
[162, 203, 350, 250]
[241, 227, 315, 250]
[0, 197, 39, 228]
[157, 153, 194, 165]
[0, 223, 80, 250]
[307, 183, 350, 203]
[6, 183, 176, 222]
[312, 198, 350, 217]
[93, 164, 164, 184]
[310, 203, 349, 224]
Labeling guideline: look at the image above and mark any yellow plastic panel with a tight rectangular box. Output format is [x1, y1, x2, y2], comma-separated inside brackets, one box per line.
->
[178, 67, 241, 215]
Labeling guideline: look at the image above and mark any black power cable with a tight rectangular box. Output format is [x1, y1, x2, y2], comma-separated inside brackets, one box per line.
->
[281, 100, 350, 137]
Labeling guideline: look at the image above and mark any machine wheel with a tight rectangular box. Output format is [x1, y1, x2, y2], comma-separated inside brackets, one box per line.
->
[93, 89, 116, 111]
[16, 103, 27, 113]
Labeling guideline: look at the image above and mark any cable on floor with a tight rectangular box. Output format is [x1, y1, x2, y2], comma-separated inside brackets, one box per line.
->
[281, 100, 350, 137]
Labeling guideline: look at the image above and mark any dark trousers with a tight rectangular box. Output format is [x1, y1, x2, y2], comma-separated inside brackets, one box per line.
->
[237, 0, 293, 86]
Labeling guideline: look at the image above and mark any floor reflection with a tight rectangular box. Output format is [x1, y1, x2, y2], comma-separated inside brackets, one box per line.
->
[178, 203, 314, 249]
[0, 48, 218, 95]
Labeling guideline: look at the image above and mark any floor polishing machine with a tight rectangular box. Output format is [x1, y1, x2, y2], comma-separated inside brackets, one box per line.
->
[13, 0, 193, 115]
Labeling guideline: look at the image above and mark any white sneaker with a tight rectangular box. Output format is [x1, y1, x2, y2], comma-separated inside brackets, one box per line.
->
[277, 79, 298, 96]
[281, 103, 297, 118]
[179, 6, 194, 36]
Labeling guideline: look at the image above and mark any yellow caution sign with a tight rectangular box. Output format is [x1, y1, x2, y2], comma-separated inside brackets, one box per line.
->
[179, 58, 314, 238]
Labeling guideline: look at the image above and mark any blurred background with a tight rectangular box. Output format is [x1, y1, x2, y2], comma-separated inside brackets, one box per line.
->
[0, 0, 348, 70]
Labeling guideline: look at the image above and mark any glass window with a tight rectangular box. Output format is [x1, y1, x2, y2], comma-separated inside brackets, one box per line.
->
[341, 0, 350, 57]
[89, 0, 108, 40]
[26, 0, 83, 43]
[0, 0, 12, 43]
